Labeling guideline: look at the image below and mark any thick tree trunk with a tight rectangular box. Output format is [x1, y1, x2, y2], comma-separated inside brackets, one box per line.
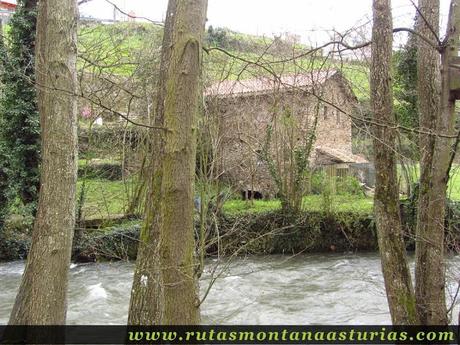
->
[415, 0, 450, 325]
[0, 18, 6, 230]
[128, 0, 207, 325]
[8, 0, 78, 325]
[128, 0, 176, 325]
[371, 0, 417, 325]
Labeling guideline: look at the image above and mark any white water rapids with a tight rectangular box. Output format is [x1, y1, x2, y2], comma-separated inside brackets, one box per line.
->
[1, 253, 459, 324]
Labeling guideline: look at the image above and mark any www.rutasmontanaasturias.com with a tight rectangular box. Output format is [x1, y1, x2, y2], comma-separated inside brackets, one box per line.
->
[127, 327, 456, 343]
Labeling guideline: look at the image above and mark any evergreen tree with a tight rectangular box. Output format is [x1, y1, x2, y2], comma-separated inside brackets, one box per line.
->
[0, 0, 40, 225]
[394, 32, 418, 136]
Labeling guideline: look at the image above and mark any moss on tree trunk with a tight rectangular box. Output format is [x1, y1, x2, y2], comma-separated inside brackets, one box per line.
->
[128, 0, 208, 325]
[415, 0, 450, 325]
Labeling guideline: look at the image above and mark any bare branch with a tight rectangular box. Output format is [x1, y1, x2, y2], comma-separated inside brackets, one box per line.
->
[393, 27, 441, 51]
[103, 0, 164, 25]
[410, 0, 442, 46]
[78, 0, 94, 5]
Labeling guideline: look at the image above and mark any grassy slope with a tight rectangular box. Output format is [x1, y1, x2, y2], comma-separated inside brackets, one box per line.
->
[78, 22, 163, 75]
[78, 22, 370, 100]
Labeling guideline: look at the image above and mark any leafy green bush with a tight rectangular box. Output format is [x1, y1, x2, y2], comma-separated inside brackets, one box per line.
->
[0, 213, 33, 261]
[336, 175, 364, 196]
[311, 172, 327, 195]
[311, 172, 363, 196]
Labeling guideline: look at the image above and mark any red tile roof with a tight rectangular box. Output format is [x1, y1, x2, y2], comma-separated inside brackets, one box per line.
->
[0, 0, 16, 10]
[205, 69, 339, 97]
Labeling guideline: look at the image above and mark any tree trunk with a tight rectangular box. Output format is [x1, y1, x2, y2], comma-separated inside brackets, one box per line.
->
[371, 0, 417, 325]
[8, 0, 78, 325]
[127, 0, 176, 325]
[415, 0, 449, 325]
[128, 0, 207, 325]
[0, 17, 6, 230]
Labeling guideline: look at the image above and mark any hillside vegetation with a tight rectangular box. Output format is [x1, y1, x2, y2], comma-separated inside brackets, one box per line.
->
[77, 21, 370, 100]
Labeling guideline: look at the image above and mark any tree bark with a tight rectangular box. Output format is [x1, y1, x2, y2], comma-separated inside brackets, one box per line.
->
[8, 0, 78, 325]
[127, 0, 176, 325]
[371, 0, 417, 325]
[415, 0, 449, 325]
[128, 0, 207, 325]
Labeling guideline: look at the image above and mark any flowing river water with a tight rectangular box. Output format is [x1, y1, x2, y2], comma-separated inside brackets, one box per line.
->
[1, 253, 460, 324]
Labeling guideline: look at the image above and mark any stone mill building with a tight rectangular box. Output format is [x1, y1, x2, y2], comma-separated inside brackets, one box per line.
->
[206, 69, 369, 198]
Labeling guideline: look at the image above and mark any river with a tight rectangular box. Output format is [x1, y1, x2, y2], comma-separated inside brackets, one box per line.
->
[1, 253, 459, 324]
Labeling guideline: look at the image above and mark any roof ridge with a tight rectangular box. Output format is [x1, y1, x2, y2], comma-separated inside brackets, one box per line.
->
[205, 69, 340, 97]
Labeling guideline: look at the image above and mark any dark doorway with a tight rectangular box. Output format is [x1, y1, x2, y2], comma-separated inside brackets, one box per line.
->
[241, 190, 263, 200]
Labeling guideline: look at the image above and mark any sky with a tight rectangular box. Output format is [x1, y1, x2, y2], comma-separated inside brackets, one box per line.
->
[79, 0, 451, 47]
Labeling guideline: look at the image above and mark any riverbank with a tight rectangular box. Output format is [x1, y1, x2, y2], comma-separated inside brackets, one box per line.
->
[70, 210, 376, 262]
[2, 198, 459, 262]
[1, 209, 373, 262]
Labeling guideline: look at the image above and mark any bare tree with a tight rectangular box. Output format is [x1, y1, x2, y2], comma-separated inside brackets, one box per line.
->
[8, 0, 78, 324]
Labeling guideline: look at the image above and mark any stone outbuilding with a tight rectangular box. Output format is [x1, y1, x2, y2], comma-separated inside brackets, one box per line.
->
[205, 69, 370, 198]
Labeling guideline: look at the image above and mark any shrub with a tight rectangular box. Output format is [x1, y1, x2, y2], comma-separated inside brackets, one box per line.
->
[336, 175, 364, 196]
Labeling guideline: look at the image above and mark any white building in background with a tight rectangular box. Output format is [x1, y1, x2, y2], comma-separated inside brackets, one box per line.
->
[79, 0, 139, 24]
[0, 0, 16, 23]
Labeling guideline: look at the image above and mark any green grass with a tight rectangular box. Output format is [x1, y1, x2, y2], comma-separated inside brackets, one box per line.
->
[77, 161, 460, 221]
[398, 163, 460, 201]
[78, 22, 163, 75]
[78, 158, 119, 167]
[221, 164, 460, 217]
[447, 167, 460, 200]
[223, 194, 373, 215]
[77, 173, 373, 220]
[223, 199, 282, 215]
[303, 194, 373, 213]
[77, 179, 130, 220]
